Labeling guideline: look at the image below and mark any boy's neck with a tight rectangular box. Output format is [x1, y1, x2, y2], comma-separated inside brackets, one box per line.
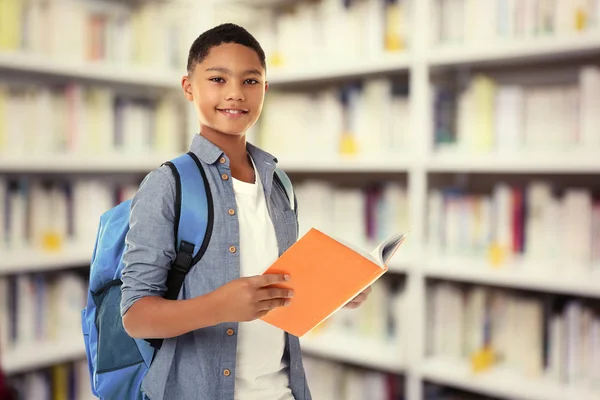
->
[199, 127, 255, 183]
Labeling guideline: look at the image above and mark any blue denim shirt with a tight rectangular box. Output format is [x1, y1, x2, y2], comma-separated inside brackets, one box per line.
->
[120, 134, 311, 400]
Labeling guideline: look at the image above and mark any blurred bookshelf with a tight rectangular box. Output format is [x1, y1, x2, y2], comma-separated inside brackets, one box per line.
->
[421, 358, 599, 400]
[1, 0, 600, 399]
[3, 338, 86, 376]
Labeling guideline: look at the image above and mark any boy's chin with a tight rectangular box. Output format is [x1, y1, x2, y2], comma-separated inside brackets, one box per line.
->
[212, 124, 248, 137]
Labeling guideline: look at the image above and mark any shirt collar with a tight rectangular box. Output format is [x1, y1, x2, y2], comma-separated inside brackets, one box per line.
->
[189, 134, 278, 167]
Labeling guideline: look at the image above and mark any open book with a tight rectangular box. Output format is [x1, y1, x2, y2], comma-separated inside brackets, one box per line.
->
[260, 228, 408, 337]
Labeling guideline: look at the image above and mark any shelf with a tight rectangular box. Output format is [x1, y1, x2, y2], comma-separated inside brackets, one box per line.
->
[388, 257, 412, 274]
[268, 53, 411, 85]
[0, 153, 179, 173]
[300, 331, 404, 373]
[279, 157, 412, 173]
[0, 246, 92, 275]
[2, 337, 87, 375]
[0, 51, 180, 89]
[427, 152, 600, 174]
[428, 33, 600, 67]
[424, 256, 600, 298]
[421, 358, 600, 400]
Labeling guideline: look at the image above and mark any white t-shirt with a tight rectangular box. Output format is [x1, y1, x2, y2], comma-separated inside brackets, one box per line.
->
[233, 157, 294, 400]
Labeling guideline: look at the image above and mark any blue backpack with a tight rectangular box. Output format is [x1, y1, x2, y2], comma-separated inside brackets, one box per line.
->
[81, 151, 295, 400]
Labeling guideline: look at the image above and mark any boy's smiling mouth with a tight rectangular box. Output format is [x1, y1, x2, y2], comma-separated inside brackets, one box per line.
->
[217, 108, 249, 119]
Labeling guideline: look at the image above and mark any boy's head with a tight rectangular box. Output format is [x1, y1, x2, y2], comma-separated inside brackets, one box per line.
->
[182, 23, 268, 138]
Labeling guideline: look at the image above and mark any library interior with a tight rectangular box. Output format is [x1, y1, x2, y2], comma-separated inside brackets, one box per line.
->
[1, 0, 600, 399]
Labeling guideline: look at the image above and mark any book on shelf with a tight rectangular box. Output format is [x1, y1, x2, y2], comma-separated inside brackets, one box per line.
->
[293, 180, 410, 254]
[0, 272, 87, 356]
[0, 83, 185, 159]
[0, 0, 184, 69]
[303, 356, 405, 400]
[434, 66, 600, 155]
[432, 0, 600, 45]
[427, 181, 600, 272]
[0, 177, 138, 254]
[260, 228, 407, 337]
[427, 281, 600, 391]
[257, 79, 410, 159]
[309, 277, 406, 346]
[7, 360, 94, 400]
[213, 0, 411, 68]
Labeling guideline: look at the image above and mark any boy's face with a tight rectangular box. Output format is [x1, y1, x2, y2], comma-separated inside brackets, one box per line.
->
[182, 43, 268, 137]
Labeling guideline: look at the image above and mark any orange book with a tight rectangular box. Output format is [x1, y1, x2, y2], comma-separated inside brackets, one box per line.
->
[260, 228, 407, 337]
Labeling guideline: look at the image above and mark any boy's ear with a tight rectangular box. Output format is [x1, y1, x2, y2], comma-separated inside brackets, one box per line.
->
[264, 81, 269, 92]
[181, 76, 194, 102]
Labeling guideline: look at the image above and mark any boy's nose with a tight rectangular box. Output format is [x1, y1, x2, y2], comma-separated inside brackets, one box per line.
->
[225, 84, 245, 102]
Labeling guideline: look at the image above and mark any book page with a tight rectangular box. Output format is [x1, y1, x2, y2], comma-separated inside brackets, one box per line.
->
[369, 232, 407, 266]
[332, 232, 407, 268]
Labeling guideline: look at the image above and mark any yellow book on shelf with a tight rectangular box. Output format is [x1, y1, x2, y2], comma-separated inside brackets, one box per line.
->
[52, 364, 69, 400]
[0, 85, 6, 152]
[339, 132, 359, 156]
[385, 1, 405, 51]
[472, 75, 496, 152]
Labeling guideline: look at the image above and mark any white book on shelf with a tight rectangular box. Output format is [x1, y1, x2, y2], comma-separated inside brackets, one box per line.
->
[0, 178, 5, 250]
[332, 188, 365, 246]
[8, 182, 26, 250]
[525, 182, 552, 262]
[563, 189, 592, 270]
[565, 301, 582, 385]
[592, 316, 600, 390]
[548, 311, 564, 381]
[16, 275, 35, 347]
[464, 286, 485, 357]
[0, 278, 8, 354]
[492, 183, 512, 258]
[320, 89, 344, 156]
[494, 85, 523, 154]
[579, 66, 600, 149]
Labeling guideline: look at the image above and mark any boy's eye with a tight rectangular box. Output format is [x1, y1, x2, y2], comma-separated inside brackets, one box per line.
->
[210, 77, 225, 83]
[244, 79, 259, 85]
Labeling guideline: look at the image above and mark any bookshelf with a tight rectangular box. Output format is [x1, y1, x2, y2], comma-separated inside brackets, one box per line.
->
[0, 52, 180, 89]
[2, 0, 600, 399]
[427, 153, 600, 174]
[3, 338, 86, 376]
[0, 247, 92, 276]
[420, 358, 599, 400]
[428, 33, 600, 67]
[301, 331, 405, 373]
[268, 54, 411, 86]
[0, 154, 179, 173]
[423, 258, 600, 299]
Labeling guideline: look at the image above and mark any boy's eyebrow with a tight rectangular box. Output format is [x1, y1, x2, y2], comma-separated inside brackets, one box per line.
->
[205, 67, 262, 76]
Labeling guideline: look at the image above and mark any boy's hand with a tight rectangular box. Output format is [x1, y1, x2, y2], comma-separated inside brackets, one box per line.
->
[343, 286, 372, 309]
[210, 274, 293, 323]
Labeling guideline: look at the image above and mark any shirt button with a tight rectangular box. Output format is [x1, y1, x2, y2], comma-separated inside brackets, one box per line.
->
[223, 369, 231, 377]
[219, 157, 226, 164]
[228, 209, 235, 216]
[227, 328, 234, 336]
[221, 173, 229, 180]
[229, 246, 237, 253]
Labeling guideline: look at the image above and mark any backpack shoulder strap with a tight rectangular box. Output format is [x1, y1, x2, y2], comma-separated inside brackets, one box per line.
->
[147, 152, 213, 350]
[163, 152, 213, 299]
[274, 168, 295, 212]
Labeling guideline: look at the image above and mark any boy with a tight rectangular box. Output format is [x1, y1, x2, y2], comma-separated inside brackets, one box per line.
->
[120, 23, 371, 400]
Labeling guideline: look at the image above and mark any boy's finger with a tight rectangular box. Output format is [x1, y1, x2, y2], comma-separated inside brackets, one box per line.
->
[255, 273, 290, 287]
[258, 287, 294, 301]
[259, 298, 290, 311]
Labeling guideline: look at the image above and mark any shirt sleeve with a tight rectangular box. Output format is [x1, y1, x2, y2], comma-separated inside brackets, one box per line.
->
[120, 165, 177, 317]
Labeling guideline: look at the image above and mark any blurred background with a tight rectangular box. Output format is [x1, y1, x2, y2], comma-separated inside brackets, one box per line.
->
[1, 0, 600, 399]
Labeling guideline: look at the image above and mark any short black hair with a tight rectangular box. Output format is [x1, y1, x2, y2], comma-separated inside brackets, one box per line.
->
[186, 23, 266, 74]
